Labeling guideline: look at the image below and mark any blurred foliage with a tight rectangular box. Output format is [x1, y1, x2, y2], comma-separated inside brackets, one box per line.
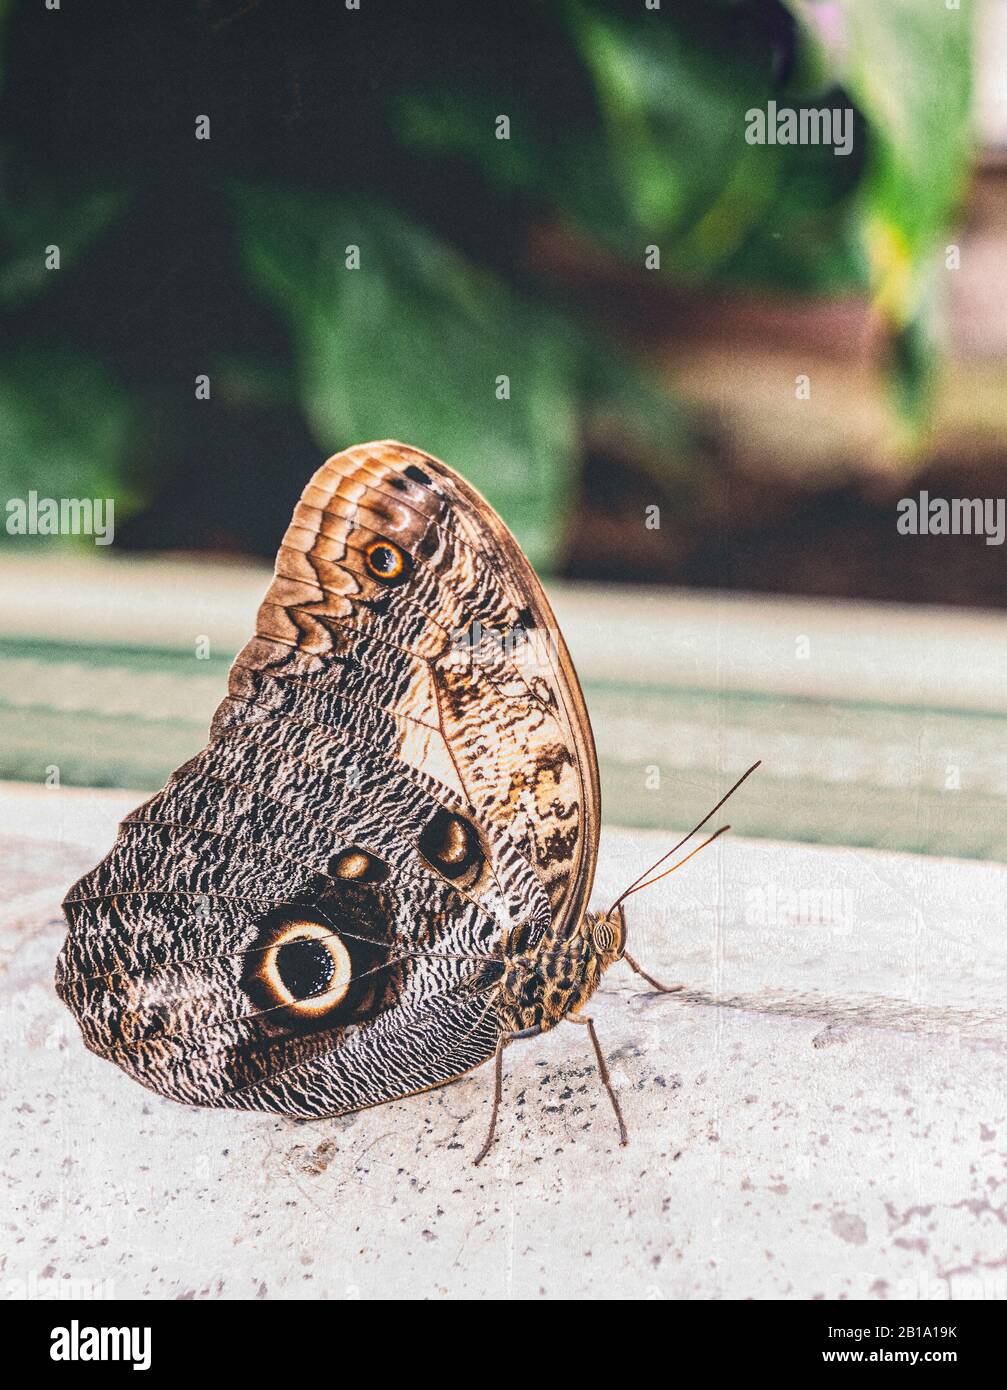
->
[0, 349, 134, 507]
[0, 0, 974, 568]
[233, 186, 685, 559]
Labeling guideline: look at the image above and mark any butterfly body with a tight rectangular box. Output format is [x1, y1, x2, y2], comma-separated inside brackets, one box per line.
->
[494, 907, 625, 1036]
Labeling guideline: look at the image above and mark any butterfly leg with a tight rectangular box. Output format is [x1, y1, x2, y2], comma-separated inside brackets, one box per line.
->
[473, 1025, 542, 1166]
[567, 1014, 629, 1147]
[623, 951, 686, 994]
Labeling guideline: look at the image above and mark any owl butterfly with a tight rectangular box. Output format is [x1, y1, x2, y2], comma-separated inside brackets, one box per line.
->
[57, 441, 758, 1163]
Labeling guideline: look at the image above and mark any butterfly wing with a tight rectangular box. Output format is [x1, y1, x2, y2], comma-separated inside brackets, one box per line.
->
[57, 441, 600, 1117]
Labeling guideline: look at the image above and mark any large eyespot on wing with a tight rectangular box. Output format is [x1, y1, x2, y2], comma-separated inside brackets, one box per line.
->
[417, 808, 486, 891]
[361, 538, 412, 586]
[241, 909, 383, 1029]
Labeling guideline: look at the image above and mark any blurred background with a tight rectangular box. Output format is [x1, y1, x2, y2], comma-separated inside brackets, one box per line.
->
[2, 0, 1005, 858]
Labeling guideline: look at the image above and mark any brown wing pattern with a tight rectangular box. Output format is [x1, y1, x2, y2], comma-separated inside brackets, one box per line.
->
[221, 440, 599, 924]
[56, 442, 599, 1118]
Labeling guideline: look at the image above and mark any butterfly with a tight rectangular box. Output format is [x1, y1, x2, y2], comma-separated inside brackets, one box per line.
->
[56, 441, 758, 1162]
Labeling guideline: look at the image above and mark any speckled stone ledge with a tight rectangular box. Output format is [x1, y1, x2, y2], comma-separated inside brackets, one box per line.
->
[2, 783, 1004, 1300]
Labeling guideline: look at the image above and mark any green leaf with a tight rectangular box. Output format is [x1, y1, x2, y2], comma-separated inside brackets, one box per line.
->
[232, 185, 591, 570]
[0, 350, 137, 543]
[569, 2, 768, 252]
[793, 0, 974, 316]
[394, 3, 864, 287]
[394, 0, 971, 309]
[792, 0, 972, 428]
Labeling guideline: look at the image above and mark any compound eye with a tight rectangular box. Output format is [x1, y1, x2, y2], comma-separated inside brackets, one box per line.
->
[590, 911, 624, 957]
[261, 920, 352, 1016]
[592, 919, 615, 953]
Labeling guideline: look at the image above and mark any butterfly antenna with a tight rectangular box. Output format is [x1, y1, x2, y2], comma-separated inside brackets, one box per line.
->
[619, 823, 731, 902]
[606, 761, 761, 916]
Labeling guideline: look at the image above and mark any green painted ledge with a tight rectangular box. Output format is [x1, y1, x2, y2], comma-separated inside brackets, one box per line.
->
[1, 554, 1005, 860]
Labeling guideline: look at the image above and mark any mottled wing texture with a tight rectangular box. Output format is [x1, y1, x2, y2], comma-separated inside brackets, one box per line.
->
[57, 441, 600, 1117]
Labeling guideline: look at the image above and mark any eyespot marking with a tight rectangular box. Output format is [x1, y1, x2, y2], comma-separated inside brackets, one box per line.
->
[255, 919, 352, 1016]
[242, 906, 402, 1034]
[364, 539, 410, 585]
[404, 464, 432, 485]
[418, 809, 483, 881]
[329, 848, 389, 883]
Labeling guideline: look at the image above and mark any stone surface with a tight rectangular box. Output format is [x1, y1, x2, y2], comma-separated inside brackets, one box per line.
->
[2, 782, 1005, 1301]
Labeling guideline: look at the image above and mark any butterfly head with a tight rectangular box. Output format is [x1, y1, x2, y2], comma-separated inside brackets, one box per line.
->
[586, 903, 628, 969]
